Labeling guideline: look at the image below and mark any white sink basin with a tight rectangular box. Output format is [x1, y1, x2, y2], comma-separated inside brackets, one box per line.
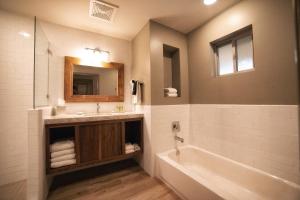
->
[77, 112, 126, 117]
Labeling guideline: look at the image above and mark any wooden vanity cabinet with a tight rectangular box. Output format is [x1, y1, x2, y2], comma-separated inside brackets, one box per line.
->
[45, 118, 143, 175]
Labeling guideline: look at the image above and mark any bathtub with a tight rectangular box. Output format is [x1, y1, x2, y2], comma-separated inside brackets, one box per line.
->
[157, 145, 300, 200]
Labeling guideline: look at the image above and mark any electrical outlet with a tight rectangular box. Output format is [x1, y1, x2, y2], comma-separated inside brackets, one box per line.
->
[172, 121, 180, 132]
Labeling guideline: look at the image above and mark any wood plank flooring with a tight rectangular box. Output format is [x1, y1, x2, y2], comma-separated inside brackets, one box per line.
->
[0, 180, 26, 200]
[48, 160, 181, 200]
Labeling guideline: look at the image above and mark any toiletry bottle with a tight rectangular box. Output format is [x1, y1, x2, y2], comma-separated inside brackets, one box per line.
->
[51, 106, 57, 116]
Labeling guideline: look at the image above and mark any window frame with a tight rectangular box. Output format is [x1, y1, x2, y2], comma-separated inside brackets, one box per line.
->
[211, 25, 254, 76]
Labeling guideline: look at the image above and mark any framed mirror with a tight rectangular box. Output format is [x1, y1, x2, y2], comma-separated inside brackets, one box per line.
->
[64, 56, 124, 102]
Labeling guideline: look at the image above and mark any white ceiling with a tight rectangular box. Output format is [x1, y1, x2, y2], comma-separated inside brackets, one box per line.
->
[0, 0, 240, 40]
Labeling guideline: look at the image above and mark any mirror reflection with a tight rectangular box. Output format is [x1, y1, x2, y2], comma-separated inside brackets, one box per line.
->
[73, 65, 118, 96]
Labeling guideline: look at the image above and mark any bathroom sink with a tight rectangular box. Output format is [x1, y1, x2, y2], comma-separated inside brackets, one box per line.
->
[78, 112, 125, 117]
[82, 112, 113, 116]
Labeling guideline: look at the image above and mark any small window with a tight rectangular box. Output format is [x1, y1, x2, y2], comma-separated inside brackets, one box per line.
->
[211, 25, 254, 76]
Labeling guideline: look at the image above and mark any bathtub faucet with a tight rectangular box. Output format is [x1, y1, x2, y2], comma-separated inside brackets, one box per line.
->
[174, 136, 184, 143]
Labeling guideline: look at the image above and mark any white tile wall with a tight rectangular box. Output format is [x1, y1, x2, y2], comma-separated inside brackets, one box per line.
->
[190, 104, 300, 185]
[135, 105, 189, 176]
[135, 104, 190, 176]
[152, 105, 190, 154]
[135, 105, 153, 175]
[0, 10, 34, 185]
[27, 109, 47, 200]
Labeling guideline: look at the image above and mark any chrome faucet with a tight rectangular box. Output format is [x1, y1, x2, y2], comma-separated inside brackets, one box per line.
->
[174, 136, 184, 143]
[96, 103, 101, 113]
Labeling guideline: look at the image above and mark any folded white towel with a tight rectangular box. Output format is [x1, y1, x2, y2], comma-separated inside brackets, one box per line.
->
[125, 149, 135, 154]
[51, 140, 75, 152]
[51, 148, 75, 158]
[165, 93, 178, 97]
[125, 144, 134, 148]
[125, 147, 134, 151]
[164, 88, 177, 93]
[51, 159, 76, 168]
[133, 144, 141, 151]
[51, 153, 76, 163]
[165, 91, 178, 95]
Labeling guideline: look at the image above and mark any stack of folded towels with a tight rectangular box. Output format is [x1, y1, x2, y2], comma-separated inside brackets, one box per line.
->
[50, 140, 76, 168]
[164, 88, 178, 97]
[125, 143, 141, 154]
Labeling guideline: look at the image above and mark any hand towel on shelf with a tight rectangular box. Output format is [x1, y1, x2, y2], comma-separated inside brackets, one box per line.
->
[165, 93, 178, 97]
[51, 148, 75, 158]
[50, 140, 75, 152]
[51, 159, 76, 168]
[164, 88, 177, 94]
[51, 153, 76, 163]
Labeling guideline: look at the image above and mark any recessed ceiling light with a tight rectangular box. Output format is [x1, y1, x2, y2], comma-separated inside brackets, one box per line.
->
[203, 0, 217, 6]
[18, 31, 31, 38]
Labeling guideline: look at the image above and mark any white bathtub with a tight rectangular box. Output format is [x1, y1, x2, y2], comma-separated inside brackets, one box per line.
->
[157, 145, 300, 200]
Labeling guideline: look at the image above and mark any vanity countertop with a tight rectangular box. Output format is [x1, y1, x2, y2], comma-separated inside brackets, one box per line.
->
[44, 112, 144, 125]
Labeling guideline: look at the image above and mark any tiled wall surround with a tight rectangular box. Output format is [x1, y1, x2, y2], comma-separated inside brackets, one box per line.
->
[0, 10, 34, 185]
[152, 105, 190, 154]
[190, 104, 300, 185]
[136, 105, 190, 176]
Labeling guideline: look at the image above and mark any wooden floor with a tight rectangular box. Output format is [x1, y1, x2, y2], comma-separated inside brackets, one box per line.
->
[48, 160, 181, 200]
[0, 180, 26, 200]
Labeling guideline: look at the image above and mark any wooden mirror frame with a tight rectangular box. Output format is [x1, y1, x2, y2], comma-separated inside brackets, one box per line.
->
[64, 56, 124, 102]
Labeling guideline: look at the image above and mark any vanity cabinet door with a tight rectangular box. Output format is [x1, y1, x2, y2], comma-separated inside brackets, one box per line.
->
[78, 125, 100, 164]
[99, 122, 123, 160]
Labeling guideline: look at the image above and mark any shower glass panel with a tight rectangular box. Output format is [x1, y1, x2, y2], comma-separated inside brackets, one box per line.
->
[34, 18, 50, 107]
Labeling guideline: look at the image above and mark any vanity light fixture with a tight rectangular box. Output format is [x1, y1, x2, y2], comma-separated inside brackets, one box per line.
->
[80, 48, 110, 67]
[203, 0, 217, 6]
[85, 48, 110, 62]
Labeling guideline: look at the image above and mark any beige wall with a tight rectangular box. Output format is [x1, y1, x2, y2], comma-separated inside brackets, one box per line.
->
[132, 21, 189, 105]
[40, 21, 132, 112]
[131, 23, 151, 105]
[150, 21, 189, 105]
[0, 10, 34, 185]
[188, 0, 298, 105]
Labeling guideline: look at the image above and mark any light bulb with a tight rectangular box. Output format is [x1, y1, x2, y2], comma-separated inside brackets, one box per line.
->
[18, 31, 31, 38]
[203, 0, 217, 6]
